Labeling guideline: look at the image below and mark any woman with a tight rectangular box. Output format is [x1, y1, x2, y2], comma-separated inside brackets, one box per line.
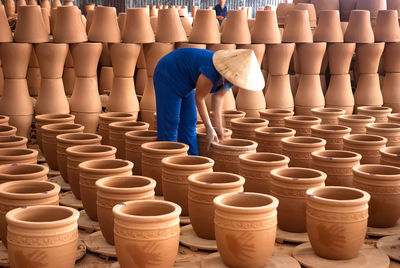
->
[153, 48, 264, 155]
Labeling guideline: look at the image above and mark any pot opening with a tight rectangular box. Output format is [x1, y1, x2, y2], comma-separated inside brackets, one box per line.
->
[242, 153, 286, 162]
[264, 109, 292, 114]
[285, 137, 323, 144]
[314, 150, 358, 159]
[0, 126, 14, 132]
[58, 133, 99, 141]
[312, 187, 364, 201]
[258, 127, 293, 134]
[127, 130, 157, 138]
[276, 168, 321, 179]
[110, 121, 146, 128]
[166, 156, 212, 165]
[146, 142, 186, 150]
[0, 165, 44, 175]
[37, 114, 73, 120]
[314, 125, 349, 131]
[69, 145, 113, 153]
[3, 182, 55, 194]
[382, 146, 400, 154]
[13, 207, 73, 222]
[235, 118, 267, 124]
[357, 165, 400, 176]
[0, 149, 34, 157]
[82, 160, 130, 169]
[340, 115, 374, 120]
[192, 173, 241, 184]
[101, 112, 134, 118]
[314, 108, 344, 113]
[220, 193, 273, 208]
[218, 139, 254, 147]
[347, 134, 384, 142]
[0, 136, 25, 143]
[288, 116, 320, 122]
[121, 202, 175, 216]
[101, 177, 152, 188]
[46, 124, 81, 130]
[223, 110, 245, 115]
[359, 106, 390, 112]
[369, 123, 400, 129]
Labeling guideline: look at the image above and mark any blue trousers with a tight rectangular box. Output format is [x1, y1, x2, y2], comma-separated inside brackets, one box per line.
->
[154, 77, 199, 155]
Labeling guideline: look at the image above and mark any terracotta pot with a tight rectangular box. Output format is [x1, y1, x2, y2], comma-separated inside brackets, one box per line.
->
[328, 43, 355, 75]
[211, 139, 257, 174]
[41, 123, 84, 170]
[41, 7, 50, 34]
[0, 125, 17, 137]
[35, 43, 67, 79]
[294, 75, 325, 115]
[196, 127, 232, 158]
[356, 43, 384, 74]
[113, 200, 181, 268]
[366, 122, 400, 146]
[122, 8, 154, 43]
[0, 148, 38, 165]
[99, 67, 113, 95]
[313, 10, 343, 42]
[281, 136, 326, 168]
[0, 43, 32, 79]
[219, 110, 245, 129]
[310, 108, 346, 125]
[344, 10, 374, 43]
[306, 186, 370, 259]
[296, 43, 326, 75]
[311, 124, 351, 150]
[354, 74, 383, 108]
[109, 121, 149, 159]
[221, 10, 251, 44]
[4, 0, 15, 17]
[389, 113, 400, 124]
[14, 6, 49, 43]
[214, 192, 278, 268]
[98, 112, 136, 145]
[0, 6, 12, 42]
[265, 74, 294, 111]
[161, 156, 214, 216]
[125, 130, 157, 176]
[382, 73, 400, 112]
[251, 10, 280, 44]
[276, 3, 295, 25]
[230, 117, 268, 140]
[295, 3, 317, 27]
[0, 163, 47, 183]
[56, 133, 101, 183]
[96, 175, 155, 245]
[254, 126, 296, 154]
[383, 42, 400, 73]
[258, 109, 293, 127]
[343, 134, 387, 164]
[207, 43, 236, 52]
[0, 115, 9, 126]
[357, 106, 392, 123]
[0, 136, 27, 149]
[117, 12, 126, 34]
[266, 43, 295, 76]
[373, 10, 400, 42]
[88, 6, 120, 43]
[282, 9, 313, 43]
[79, 159, 133, 220]
[325, 74, 354, 114]
[284, 115, 321, 136]
[352, 164, 400, 228]
[53, 6, 87, 43]
[380, 146, 400, 166]
[156, 8, 187, 43]
[141, 141, 188, 195]
[188, 172, 244, 240]
[70, 42, 102, 77]
[338, 114, 376, 134]
[51, 0, 61, 8]
[0, 180, 59, 247]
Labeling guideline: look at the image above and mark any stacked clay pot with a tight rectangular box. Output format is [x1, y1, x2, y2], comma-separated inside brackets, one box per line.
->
[196, 127, 232, 158]
[366, 122, 400, 146]
[259, 109, 293, 127]
[125, 130, 157, 175]
[284, 115, 321, 136]
[311, 124, 351, 150]
[282, 9, 313, 43]
[311, 108, 346, 125]
[62, 46, 76, 97]
[221, 110, 246, 129]
[27, 49, 41, 97]
[338, 114, 376, 134]
[380, 146, 400, 166]
[221, 10, 251, 44]
[383, 42, 400, 112]
[0, 136, 28, 149]
[189, 9, 220, 45]
[255, 126, 296, 154]
[357, 106, 392, 123]
[230, 117, 268, 140]
[281, 136, 326, 168]
[343, 134, 387, 164]
[0, 125, 17, 137]
[99, 112, 137, 145]
[344, 10, 374, 44]
[0, 149, 38, 165]
[0, 163, 47, 184]
[0, 115, 9, 125]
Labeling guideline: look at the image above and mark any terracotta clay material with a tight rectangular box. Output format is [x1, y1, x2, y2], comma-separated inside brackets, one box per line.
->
[162, 156, 214, 216]
[0, 115, 9, 126]
[0, 149, 38, 165]
[14, 5, 49, 43]
[98, 112, 137, 145]
[188, 172, 244, 240]
[230, 117, 268, 140]
[313, 10, 343, 42]
[276, 3, 295, 26]
[389, 113, 400, 124]
[66, 145, 116, 200]
[338, 114, 376, 134]
[88, 6, 121, 43]
[251, 10, 281, 44]
[327, 43, 356, 75]
[357, 106, 392, 123]
[383, 42, 400, 73]
[0, 163, 48, 184]
[0, 180, 60, 247]
[381, 146, 400, 166]
[214, 192, 279, 268]
[0, 136, 27, 149]
[382, 73, 400, 112]
[354, 74, 383, 108]
[344, 10, 374, 43]
[0, 6, 12, 42]
[356, 43, 385, 74]
[96, 175, 156, 245]
[266, 43, 295, 76]
[306, 186, 370, 260]
[254, 127, 296, 154]
[6, 205, 79, 268]
[221, 110, 246, 129]
[141, 141, 189, 195]
[294, 75, 325, 115]
[221, 10, 251, 44]
[353, 164, 400, 228]
[79, 159, 133, 221]
[189, 9, 220, 44]
[196, 127, 232, 158]
[295, 3, 317, 28]
[366, 122, 400, 146]
[284, 116, 321, 137]
[0, 125, 17, 137]
[156, 8, 187, 43]
[53, 6, 87, 43]
[373, 10, 400, 42]
[282, 9, 313, 43]
[270, 167, 326, 232]
[281, 136, 326, 168]
[258, 109, 294, 127]
[311, 108, 346, 125]
[235, 88, 266, 118]
[125, 130, 157, 176]
[324, 75, 354, 115]
[311, 150, 361, 186]
[343, 134, 387, 164]
[122, 8, 155, 43]
[311, 124, 351, 150]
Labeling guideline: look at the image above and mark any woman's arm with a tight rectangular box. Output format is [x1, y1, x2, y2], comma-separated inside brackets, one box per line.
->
[211, 87, 228, 139]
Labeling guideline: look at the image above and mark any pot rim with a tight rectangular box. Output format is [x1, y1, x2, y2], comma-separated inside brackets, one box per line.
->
[108, 121, 149, 130]
[311, 107, 346, 115]
[99, 112, 137, 121]
[141, 141, 189, 154]
[388, 113, 400, 120]
[0, 136, 27, 145]
[0, 163, 48, 178]
[281, 136, 326, 147]
[238, 152, 290, 166]
[196, 127, 232, 137]
[0, 180, 60, 199]
[211, 138, 257, 150]
[125, 130, 158, 140]
[353, 164, 400, 180]
[0, 115, 9, 121]
[188, 172, 245, 189]
[0, 148, 38, 160]
[338, 114, 375, 122]
[161, 155, 214, 169]
[41, 123, 84, 133]
[78, 159, 133, 173]
[311, 150, 362, 162]
[284, 115, 322, 124]
[259, 108, 294, 117]
[255, 126, 296, 136]
[271, 167, 327, 184]
[96, 175, 156, 194]
[307, 186, 371, 206]
[222, 110, 246, 116]
[56, 133, 102, 143]
[66, 145, 117, 156]
[230, 117, 269, 127]
[311, 124, 351, 133]
[357, 106, 392, 113]
[0, 125, 17, 132]
[380, 146, 400, 156]
[213, 192, 279, 214]
[343, 134, 387, 144]
[35, 113, 75, 123]
[366, 123, 400, 132]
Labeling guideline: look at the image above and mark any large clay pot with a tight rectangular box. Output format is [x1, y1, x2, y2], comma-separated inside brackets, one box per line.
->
[380, 146, 400, 166]
[383, 42, 400, 73]
[366, 122, 400, 146]
[0, 115, 9, 126]
[188, 172, 244, 239]
[41, 123, 84, 170]
[271, 167, 326, 232]
[311, 108, 346, 125]
[354, 74, 383, 108]
[284, 115, 321, 136]
[56, 133, 101, 183]
[0, 125, 16, 137]
[259, 109, 293, 127]
[357, 106, 392, 123]
[344, 10, 374, 43]
[122, 8, 154, 43]
[306, 186, 370, 260]
[214, 192, 278, 268]
[382, 73, 400, 112]
[156, 8, 187, 43]
[0, 149, 38, 165]
[14, 6, 49, 43]
[266, 43, 295, 76]
[295, 3, 317, 27]
[113, 200, 181, 268]
[0, 136, 27, 149]
[125, 130, 157, 175]
[294, 74, 325, 115]
[373, 10, 400, 42]
[338, 114, 376, 134]
[230, 117, 268, 140]
[4, 0, 15, 17]
[88, 6, 120, 43]
[98, 112, 137, 145]
[311, 125, 351, 150]
[313, 10, 343, 42]
[96, 175, 156, 245]
[189, 9, 220, 44]
[0, 181, 59, 247]
[311, 150, 361, 186]
[53, 6, 87, 43]
[219, 110, 246, 129]
[328, 43, 356, 75]
[251, 10, 280, 44]
[141, 141, 188, 195]
[265, 75, 294, 111]
[196, 127, 232, 158]
[161, 155, 214, 216]
[0, 6, 13, 42]
[221, 10, 251, 44]
[254, 126, 296, 154]
[343, 134, 387, 164]
[356, 43, 384, 74]
[325, 74, 354, 114]
[296, 43, 327, 75]
[0, 163, 47, 183]
[109, 121, 149, 159]
[281, 136, 326, 168]
[66, 145, 116, 199]
[282, 9, 313, 43]
[79, 159, 133, 220]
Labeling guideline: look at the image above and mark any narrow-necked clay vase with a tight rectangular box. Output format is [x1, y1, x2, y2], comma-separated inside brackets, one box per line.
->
[0, 149, 38, 165]
[211, 139, 257, 174]
[313, 10, 343, 42]
[258, 109, 293, 127]
[366, 122, 400, 146]
[266, 43, 295, 76]
[383, 42, 400, 73]
[98, 112, 137, 145]
[254, 126, 296, 154]
[141, 141, 189, 195]
[0, 6, 12, 42]
[113, 200, 181, 268]
[0, 125, 17, 137]
[311, 108, 346, 125]
[230, 117, 268, 140]
[14, 5, 49, 43]
[373, 10, 400, 42]
[380, 146, 400, 166]
[0, 163, 47, 184]
[214, 192, 278, 268]
[221, 10, 251, 44]
[196, 127, 232, 158]
[122, 8, 155, 43]
[294, 74, 325, 115]
[79, 159, 133, 220]
[0, 136, 27, 149]
[284, 115, 321, 136]
[41, 123, 84, 170]
[0, 180, 59, 247]
[356, 43, 384, 74]
[306, 186, 370, 259]
[125, 130, 157, 176]
[343, 134, 387, 164]
[156, 8, 187, 43]
[282, 9, 313, 43]
[162, 155, 214, 216]
[188, 172, 244, 240]
[327, 43, 355, 75]
[281, 136, 326, 168]
[357, 106, 392, 123]
[338, 114, 376, 134]
[251, 10, 281, 44]
[189, 9, 220, 44]
[296, 42, 326, 75]
[344, 10, 374, 43]
[311, 125, 351, 150]
[56, 133, 101, 183]
[96, 175, 156, 245]
[53, 6, 87, 43]
[325, 74, 354, 114]
[88, 6, 120, 43]
[270, 167, 326, 232]
[311, 150, 361, 186]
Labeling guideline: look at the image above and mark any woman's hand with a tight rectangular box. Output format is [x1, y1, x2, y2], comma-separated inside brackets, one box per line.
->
[206, 125, 219, 150]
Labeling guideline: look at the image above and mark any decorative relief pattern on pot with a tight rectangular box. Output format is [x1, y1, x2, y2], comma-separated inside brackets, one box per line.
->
[188, 192, 214, 204]
[352, 181, 400, 194]
[307, 207, 368, 222]
[96, 196, 121, 209]
[7, 230, 78, 247]
[215, 215, 276, 231]
[270, 186, 306, 197]
[13, 250, 49, 268]
[114, 224, 179, 240]
[314, 223, 347, 250]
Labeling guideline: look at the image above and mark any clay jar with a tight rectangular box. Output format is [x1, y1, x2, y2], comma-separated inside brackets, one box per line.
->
[366, 123, 400, 146]
[188, 172, 244, 240]
[338, 114, 376, 134]
[156, 8, 187, 43]
[122, 8, 155, 43]
[141, 141, 189, 195]
[113, 200, 181, 268]
[125, 130, 157, 176]
[14, 6, 49, 43]
[196, 127, 232, 158]
[357, 106, 392, 123]
[109, 121, 149, 159]
[79, 159, 133, 221]
[343, 134, 387, 164]
[311, 125, 351, 150]
[311, 150, 361, 186]
[96, 175, 156, 245]
[254, 127, 296, 154]
[221, 10, 251, 44]
[56, 133, 101, 182]
[281, 136, 326, 168]
[221, 110, 246, 129]
[214, 192, 278, 268]
[0, 163, 48, 183]
[66, 145, 116, 199]
[270, 167, 326, 232]
[373, 10, 400, 42]
[53, 6, 87, 43]
[284, 115, 321, 136]
[306, 186, 370, 260]
[251, 10, 281, 44]
[0, 136, 27, 149]
[230, 117, 268, 141]
[189, 9, 220, 44]
[259, 109, 294, 127]
[98, 112, 137, 145]
[381, 146, 400, 166]
[0, 125, 17, 137]
[88, 6, 120, 43]
[282, 9, 313, 43]
[0, 181, 60, 247]
[344, 10, 374, 43]
[311, 108, 346, 125]
[313, 10, 343, 42]
[211, 139, 257, 174]
[41, 123, 84, 170]
[161, 156, 214, 216]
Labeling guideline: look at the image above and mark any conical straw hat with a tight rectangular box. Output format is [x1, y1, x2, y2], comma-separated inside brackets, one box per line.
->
[213, 49, 265, 91]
